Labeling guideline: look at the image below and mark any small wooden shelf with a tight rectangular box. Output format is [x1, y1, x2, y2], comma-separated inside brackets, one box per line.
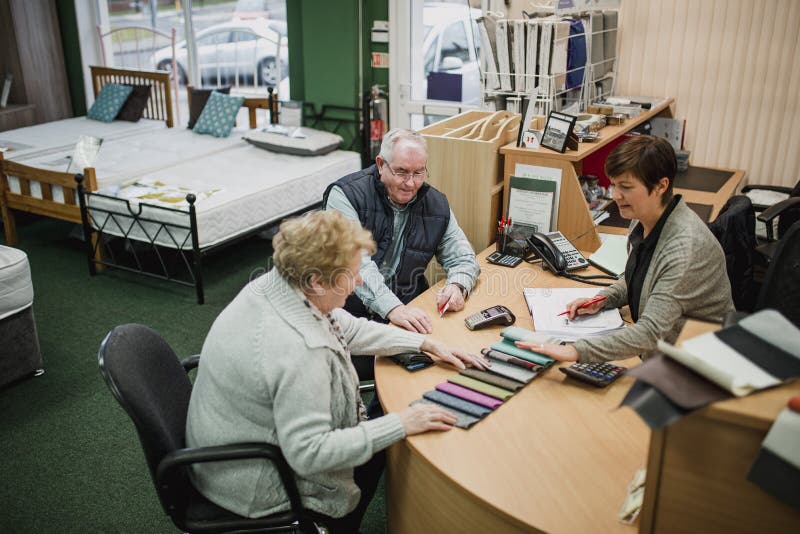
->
[0, 104, 36, 132]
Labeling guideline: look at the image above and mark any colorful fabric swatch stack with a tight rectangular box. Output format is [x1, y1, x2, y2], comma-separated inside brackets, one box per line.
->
[410, 327, 558, 428]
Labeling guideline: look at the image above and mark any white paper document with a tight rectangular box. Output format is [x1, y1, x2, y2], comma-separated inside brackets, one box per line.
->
[507, 189, 553, 233]
[514, 164, 562, 231]
[524, 287, 624, 341]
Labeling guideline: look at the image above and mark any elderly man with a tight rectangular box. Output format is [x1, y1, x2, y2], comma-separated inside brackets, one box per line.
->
[323, 128, 480, 335]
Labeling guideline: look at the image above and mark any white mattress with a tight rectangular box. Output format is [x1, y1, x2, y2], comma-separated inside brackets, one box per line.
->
[88, 145, 361, 249]
[0, 246, 34, 320]
[7, 126, 252, 202]
[0, 116, 166, 161]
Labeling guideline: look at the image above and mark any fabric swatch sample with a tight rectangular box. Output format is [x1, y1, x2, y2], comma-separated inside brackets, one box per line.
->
[188, 86, 231, 128]
[484, 358, 539, 383]
[483, 348, 542, 370]
[88, 83, 134, 123]
[116, 84, 151, 122]
[411, 398, 480, 429]
[423, 389, 492, 419]
[461, 368, 525, 391]
[490, 339, 555, 367]
[193, 91, 245, 138]
[448, 374, 515, 400]
[436, 382, 503, 410]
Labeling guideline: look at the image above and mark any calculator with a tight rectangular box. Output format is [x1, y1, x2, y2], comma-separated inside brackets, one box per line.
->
[559, 362, 625, 387]
[486, 251, 523, 268]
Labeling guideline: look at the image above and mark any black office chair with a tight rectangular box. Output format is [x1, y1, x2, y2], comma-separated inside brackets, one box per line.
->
[98, 324, 319, 533]
[755, 220, 800, 326]
[708, 195, 757, 311]
[742, 179, 800, 261]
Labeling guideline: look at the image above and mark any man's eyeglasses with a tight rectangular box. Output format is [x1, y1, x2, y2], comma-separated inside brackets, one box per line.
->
[384, 164, 428, 182]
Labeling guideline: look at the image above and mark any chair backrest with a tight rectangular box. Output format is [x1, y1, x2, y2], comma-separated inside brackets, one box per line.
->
[758, 220, 800, 326]
[709, 195, 757, 311]
[98, 324, 193, 513]
[778, 180, 800, 238]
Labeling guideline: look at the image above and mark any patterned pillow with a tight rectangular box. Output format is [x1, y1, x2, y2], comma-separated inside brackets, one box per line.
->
[193, 91, 245, 138]
[87, 83, 134, 122]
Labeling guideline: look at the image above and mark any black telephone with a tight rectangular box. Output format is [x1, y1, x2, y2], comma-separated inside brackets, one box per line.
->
[526, 231, 615, 286]
[527, 231, 589, 273]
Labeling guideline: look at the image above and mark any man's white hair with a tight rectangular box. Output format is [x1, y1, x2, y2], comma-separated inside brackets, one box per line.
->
[378, 128, 427, 165]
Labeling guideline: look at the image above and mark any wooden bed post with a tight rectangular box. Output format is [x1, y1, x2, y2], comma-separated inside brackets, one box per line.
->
[81, 168, 103, 270]
[0, 152, 19, 246]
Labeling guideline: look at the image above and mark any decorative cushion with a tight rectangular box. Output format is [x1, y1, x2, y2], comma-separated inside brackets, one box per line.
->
[193, 91, 245, 138]
[188, 86, 231, 129]
[116, 84, 151, 122]
[243, 128, 343, 156]
[87, 83, 134, 123]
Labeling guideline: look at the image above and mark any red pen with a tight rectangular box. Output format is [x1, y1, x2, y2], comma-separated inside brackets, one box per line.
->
[557, 296, 606, 317]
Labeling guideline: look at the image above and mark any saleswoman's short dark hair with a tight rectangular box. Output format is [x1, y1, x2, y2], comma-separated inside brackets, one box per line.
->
[605, 135, 677, 205]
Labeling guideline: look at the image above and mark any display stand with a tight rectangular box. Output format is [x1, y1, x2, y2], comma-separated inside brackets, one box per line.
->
[421, 110, 520, 252]
[500, 98, 675, 252]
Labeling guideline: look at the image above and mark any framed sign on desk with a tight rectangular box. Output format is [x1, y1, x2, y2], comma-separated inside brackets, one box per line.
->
[541, 111, 577, 153]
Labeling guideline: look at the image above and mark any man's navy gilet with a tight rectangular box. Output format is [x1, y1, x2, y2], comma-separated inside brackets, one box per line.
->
[323, 164, 450, 310]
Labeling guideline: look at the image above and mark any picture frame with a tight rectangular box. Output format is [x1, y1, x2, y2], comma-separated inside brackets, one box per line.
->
[540, 111, 578, 153]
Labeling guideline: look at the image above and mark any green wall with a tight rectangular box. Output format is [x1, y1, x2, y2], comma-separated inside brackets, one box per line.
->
[288, 0, 389, 155]
[56, 0, 86, 116]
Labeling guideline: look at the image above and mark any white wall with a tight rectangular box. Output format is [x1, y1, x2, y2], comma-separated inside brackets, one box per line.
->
[616, 0, 800, 188]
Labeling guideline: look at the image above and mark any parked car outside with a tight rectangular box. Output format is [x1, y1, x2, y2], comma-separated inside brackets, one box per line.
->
[152, 19, 288, 87]
[422, 3, 482, 105]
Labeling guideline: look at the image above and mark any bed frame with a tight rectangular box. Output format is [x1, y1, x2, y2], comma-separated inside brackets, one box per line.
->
[0, 66, 173, 246]
[77, 103, 363, 304]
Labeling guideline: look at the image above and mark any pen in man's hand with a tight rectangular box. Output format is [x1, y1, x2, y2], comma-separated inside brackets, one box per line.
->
[557, 296, 606, 317]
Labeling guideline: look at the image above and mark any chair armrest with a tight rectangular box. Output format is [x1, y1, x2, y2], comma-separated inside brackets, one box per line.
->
[181, 354, 200, 372]
[157, 442, 305, 517]
[742, 184, 793, 195]
[757, 196, 800, 224]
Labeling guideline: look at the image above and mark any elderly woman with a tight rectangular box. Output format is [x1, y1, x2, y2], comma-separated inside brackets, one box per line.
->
[186, 210, 484, 533]
[518, 135, 734, 362]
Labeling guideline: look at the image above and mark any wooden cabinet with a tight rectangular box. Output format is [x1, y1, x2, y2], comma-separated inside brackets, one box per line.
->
[0, 0, 72, 127]
[0, 104, 36, 132]
[420, 111, 520, 253]
[640, 321, 800, 533]
[500, 99, 675, 253]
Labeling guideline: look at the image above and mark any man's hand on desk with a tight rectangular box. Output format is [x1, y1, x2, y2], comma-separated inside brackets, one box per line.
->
[435, 283, 466, 313]
[387, 305, 433, 334]
[515, 341, 579, 362]
[421, 338, 489, 371]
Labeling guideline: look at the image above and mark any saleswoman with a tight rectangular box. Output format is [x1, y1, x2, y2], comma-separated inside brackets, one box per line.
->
[518, 135, 734, 362]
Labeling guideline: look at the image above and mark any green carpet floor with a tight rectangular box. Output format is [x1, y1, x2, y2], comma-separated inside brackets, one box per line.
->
[0, 217, 386, 533]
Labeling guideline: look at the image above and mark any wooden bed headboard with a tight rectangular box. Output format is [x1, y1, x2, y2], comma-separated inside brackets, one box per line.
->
[90, 66, 174, 128]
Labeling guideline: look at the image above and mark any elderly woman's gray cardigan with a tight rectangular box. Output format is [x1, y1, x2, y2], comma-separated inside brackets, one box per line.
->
[186, 268, 424, 519]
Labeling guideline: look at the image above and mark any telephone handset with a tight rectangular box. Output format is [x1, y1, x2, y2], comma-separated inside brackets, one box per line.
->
[528, 233, 567, 272]
[526, 231, 590, 273]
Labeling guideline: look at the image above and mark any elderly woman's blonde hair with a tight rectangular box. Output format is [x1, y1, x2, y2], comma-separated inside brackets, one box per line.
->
[273, 210, 376, 288]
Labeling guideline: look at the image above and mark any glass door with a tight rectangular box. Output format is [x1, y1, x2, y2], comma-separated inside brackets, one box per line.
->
[389, 0, 483, 130]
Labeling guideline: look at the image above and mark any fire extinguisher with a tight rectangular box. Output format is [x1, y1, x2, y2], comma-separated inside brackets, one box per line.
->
[368, 85, 388, 160]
